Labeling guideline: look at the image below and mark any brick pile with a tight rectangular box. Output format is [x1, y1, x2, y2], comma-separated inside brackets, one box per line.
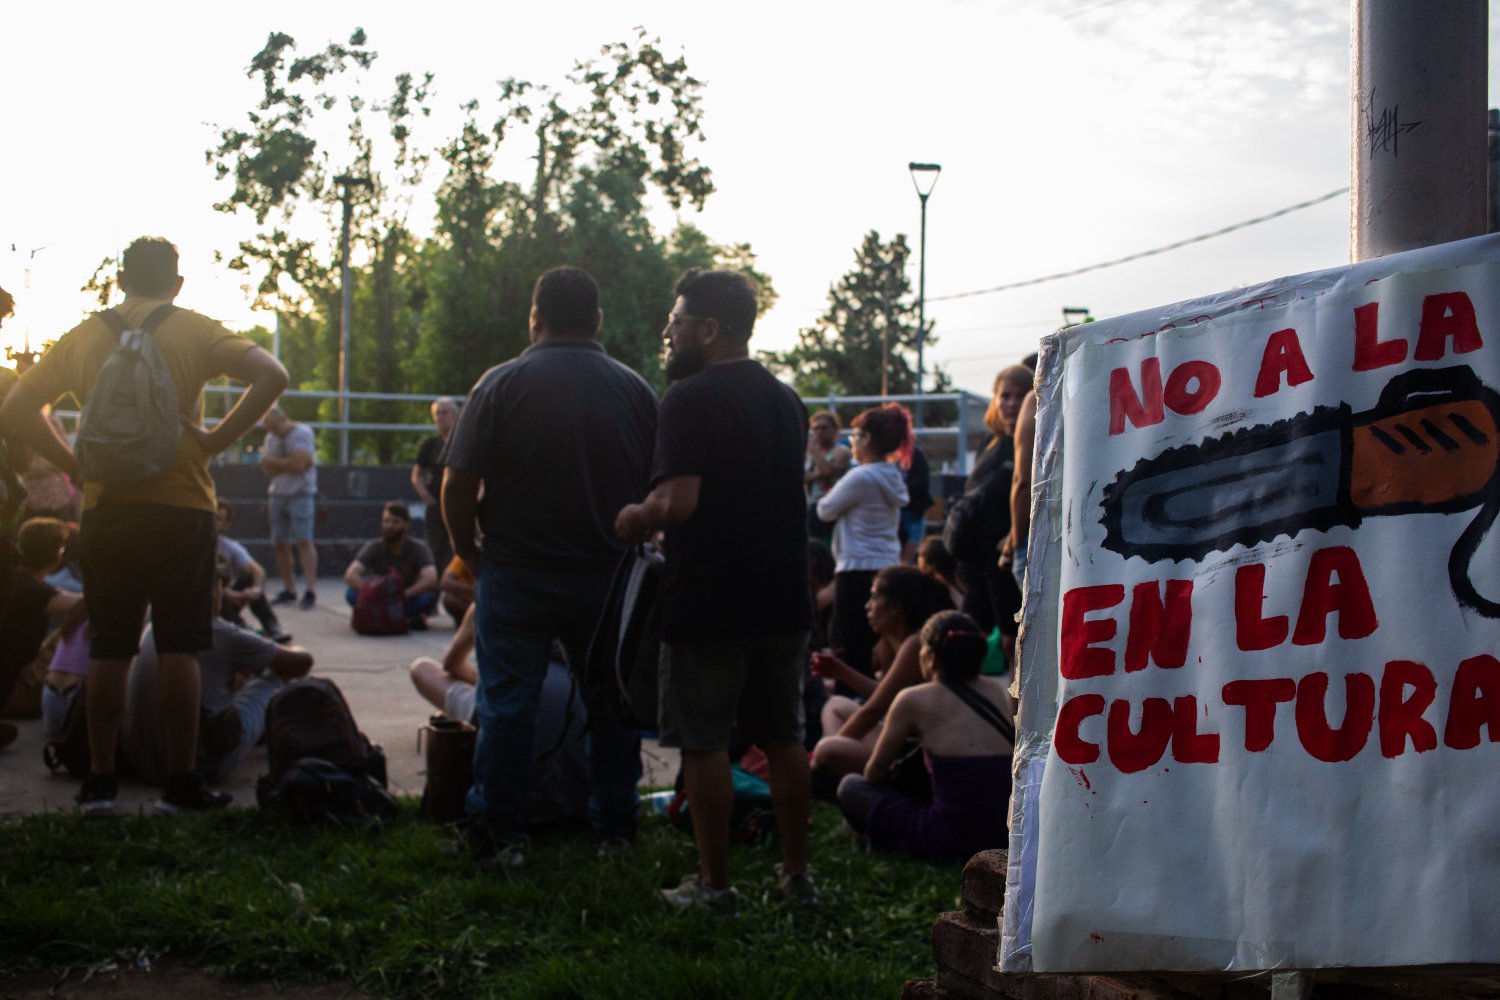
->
[901, 849, 1500, 999]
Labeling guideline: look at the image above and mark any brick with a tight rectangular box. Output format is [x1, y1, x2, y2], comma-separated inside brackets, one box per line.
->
[901, 976, 947, 1000]
[1041, 973, 1200, 1000]
[932, 910, 1005, 997]
[961, 849, 1009, 921]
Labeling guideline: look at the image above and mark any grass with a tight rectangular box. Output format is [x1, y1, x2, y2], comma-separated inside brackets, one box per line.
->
[0, 800, 960, 998]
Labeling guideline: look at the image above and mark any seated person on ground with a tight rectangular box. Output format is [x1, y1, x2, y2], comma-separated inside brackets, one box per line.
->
[409, 604, 590, 827]
[343, 500, 439, 629]
[41, 602, 90, 740]
[809, 565, 952, 783]
[44, 520, 83, 593]
[917, 536, 965, 610]
[216, 500, 291, 643]
[0, 517, 83, 748]
[802, 539, 837, 749]
[438, 554, 474, 622]
[122, 574, 313, 798]
[837, 610, 1015, 863]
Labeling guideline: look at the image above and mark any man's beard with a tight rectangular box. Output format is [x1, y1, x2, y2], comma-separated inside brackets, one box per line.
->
[383, 527, 406, 545]
[665, 340, 708, 381]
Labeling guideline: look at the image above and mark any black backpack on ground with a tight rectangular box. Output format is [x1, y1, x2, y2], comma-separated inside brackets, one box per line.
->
[255, 678, 395, 826]
[257, 757, 397, 829]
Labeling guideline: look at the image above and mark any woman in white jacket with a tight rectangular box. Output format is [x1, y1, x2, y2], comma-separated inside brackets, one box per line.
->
[815, 404, 911, 685]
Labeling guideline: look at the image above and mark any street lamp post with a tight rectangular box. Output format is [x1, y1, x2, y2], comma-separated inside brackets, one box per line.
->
[334, 174, 372, 465]
[909, 162, 941, 428]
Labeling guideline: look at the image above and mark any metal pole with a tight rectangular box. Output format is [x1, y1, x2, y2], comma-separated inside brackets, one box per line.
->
[334, 174, 371, 464]
[337, 186, 354, 465]
[880, 259, 893, 398]
[916, 194, 928, 414]
[1350, 0, 1487, 261]
[1488, 107, 1499, 233]
[909, 162, 940, 430]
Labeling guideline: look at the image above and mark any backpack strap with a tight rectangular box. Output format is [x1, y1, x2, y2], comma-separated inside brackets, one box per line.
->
[939, 675, 1016, 745]
[97, 304, 176, 338]
[98, 309, 126, 336]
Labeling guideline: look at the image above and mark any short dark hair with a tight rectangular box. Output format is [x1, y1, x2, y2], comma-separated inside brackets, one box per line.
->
[383, 500, 411, 522]
[216, 501, 234, 525]
[120, 237, 180, 298]
[917, 536, 957, 582]
[852, 403, 912, 460]
[673, 269, 758, 343]
[17, 517, 67, 573]
[532, 267, 601, 337]
[920, 610, 989, 680]
[872, 564, 954, 638]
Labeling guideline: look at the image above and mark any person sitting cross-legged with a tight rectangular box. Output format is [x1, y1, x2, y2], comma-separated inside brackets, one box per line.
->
[343, 500, 439, 630]
[215, 500, 291, 644]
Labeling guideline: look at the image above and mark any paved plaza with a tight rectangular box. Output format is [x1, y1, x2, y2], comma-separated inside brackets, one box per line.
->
[0, 578, 680, 819]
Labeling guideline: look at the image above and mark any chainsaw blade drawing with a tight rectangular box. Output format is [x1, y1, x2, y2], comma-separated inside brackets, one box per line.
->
[1100, 365, 1500, 616]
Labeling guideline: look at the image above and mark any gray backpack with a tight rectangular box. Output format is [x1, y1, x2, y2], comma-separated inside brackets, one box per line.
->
[76, 305, 180, 485]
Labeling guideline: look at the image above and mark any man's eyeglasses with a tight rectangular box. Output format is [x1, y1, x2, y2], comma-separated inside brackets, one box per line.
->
[666, 312, 734, 337]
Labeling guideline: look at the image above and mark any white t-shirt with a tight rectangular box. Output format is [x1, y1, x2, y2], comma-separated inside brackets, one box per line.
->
[265, 423, 317, 496]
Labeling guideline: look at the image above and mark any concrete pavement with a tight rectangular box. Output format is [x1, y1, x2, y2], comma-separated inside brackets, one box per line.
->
[0, 578, 680, 819]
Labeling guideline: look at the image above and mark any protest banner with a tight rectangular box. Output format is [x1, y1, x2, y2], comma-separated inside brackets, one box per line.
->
[1002, 233, 1500, 973]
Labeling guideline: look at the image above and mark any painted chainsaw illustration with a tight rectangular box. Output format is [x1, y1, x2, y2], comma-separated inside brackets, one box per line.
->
[1100, 365, 1500, 616]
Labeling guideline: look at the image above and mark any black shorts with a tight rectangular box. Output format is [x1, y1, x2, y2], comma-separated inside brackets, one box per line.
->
[80, 499, 217, 659]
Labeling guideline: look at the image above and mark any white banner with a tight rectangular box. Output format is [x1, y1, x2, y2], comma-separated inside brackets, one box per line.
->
[1004, 233, 1500, 973]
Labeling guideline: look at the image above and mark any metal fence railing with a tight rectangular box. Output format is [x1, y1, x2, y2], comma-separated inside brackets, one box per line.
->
[179, 385, 994, 474]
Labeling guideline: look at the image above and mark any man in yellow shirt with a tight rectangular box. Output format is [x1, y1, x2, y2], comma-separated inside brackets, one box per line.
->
[1, 237, 288, 817]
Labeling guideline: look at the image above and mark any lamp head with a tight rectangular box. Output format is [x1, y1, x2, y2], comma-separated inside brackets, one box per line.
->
[909, 162, 942, 199]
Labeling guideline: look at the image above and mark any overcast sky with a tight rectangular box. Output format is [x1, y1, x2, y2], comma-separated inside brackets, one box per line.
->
[3, 0, 1496, 396]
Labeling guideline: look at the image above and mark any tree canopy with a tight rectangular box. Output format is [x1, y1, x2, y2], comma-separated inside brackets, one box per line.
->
[770, 230, 952, 404]
[206, 28, 772, 460]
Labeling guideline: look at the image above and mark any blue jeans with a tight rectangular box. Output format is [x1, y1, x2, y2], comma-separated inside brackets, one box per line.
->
[343, 587, 438, 619]
[466, 559, 641, 842]
[201, 674, 283, 784]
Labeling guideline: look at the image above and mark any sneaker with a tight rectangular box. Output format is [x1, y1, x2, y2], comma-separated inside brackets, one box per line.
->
[659, 874, 741, 916]
[447, 823, 526, 869]
[76, 772, 118, 819]
[0, 721, 17, 752]
[154, 773, 233, 816]
[271, 590, 297, 606]
[299, 591, 316, 610]
[776, 863, 820, 906]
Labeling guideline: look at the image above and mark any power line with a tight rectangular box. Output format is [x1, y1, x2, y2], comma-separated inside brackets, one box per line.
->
[928, 187, 1349, 303]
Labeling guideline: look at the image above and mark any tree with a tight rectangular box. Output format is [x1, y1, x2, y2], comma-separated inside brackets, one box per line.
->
[207, 28, 434, 460]
[771, 231, 950, 402]
[416, 29, 725, 391]
[206, 27, 775, 461]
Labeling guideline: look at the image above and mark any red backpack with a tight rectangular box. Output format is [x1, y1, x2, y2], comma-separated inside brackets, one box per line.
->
[351, 569, 407, 635]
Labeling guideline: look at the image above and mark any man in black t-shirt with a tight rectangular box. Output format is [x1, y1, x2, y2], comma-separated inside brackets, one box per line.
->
[443, 266, 657, 865]
[342, 501, 438, 629]
[411, 396, 458, 569]
[616, 269, 817, 914]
